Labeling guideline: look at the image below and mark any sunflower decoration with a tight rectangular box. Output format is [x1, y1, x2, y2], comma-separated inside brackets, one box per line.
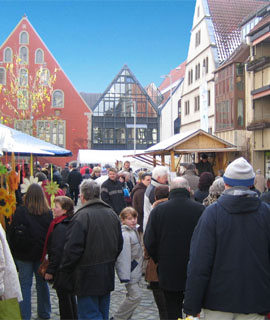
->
[44, 180, 59, 208]
[20, 176, 42, 194]
[0, 187, 16, 217]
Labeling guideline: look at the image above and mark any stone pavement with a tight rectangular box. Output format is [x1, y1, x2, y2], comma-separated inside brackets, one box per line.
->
[31, 276, 159, 319]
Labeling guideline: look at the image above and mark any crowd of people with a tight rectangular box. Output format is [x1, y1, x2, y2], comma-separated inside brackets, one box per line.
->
[1, 156, 270, 320]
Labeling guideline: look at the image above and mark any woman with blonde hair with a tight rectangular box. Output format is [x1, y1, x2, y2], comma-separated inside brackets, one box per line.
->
[91, 166, 101, 180]
[10, 183, 53, 320]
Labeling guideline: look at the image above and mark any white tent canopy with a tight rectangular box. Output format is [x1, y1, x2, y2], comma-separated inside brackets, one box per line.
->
[77, 149, 153, 171]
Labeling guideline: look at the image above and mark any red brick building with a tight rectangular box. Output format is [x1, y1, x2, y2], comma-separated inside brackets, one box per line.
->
[0, 16, 91, 166]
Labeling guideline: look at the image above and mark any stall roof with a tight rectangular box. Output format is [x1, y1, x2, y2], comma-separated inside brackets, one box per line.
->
[145, 129, 237, 154]
[0, 123, 72, 157]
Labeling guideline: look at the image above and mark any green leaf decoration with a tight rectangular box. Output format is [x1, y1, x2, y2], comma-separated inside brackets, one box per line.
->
[0, 163, 8, 175]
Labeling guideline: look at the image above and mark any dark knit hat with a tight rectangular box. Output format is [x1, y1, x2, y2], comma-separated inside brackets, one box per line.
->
[223, 157, 255, 187]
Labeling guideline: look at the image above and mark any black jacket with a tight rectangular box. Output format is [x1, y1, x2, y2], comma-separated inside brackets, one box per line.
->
[67, 169, 82, 189]
[101, 178, 126, 215]
[46, 216, 72, 276]
[184, 188, 270, 316]
[54, 199, 123, 296]
[10, 205, 53, 261]
[144, 188, 204, 291]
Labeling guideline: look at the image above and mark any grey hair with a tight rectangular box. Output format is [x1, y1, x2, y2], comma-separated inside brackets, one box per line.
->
[152, 166, 169, 180]
[209, 177, 225, 196]
[170, 177, 190, 191]
[80, 179, 100, 201]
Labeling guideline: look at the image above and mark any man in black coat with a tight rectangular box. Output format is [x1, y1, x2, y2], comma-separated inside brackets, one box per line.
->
[54, 179, 123, 320]
[101, 167, 126, 215]
[67, 162, 82, 206]
[144, 177, 204, 320]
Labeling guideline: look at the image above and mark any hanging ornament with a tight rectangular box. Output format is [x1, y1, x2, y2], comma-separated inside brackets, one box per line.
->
[20, 176, 42, 194]
[0, 188, 16, 217]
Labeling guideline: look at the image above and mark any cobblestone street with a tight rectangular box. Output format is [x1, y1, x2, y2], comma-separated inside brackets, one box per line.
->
[31, 276, 159, 320]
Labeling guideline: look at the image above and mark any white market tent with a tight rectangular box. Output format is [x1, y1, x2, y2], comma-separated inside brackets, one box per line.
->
[0, 123, 72, 157]
[77, 149, 153, 171]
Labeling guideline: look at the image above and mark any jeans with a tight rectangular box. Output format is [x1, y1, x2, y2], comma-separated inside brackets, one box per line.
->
[16, 259, 51, 320]
[77, 294, 110, 320]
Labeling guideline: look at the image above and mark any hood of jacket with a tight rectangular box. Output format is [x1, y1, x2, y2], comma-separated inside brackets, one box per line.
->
[218, 186, 260, 214]
[131, 182, 146, 195]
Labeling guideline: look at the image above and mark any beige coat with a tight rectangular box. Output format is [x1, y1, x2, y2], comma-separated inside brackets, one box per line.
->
[0, 224, 22, 302]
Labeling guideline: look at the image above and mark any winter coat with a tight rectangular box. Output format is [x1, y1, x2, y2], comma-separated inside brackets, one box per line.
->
[10, 205, 53, 261]
[194, 189, 209, 203]
[61, 167, 70, 183]
[46, 216, 72, 277]
[54, 198, 123, 296]
[184, 187, 270, 316]
[195, 160, 214, 177]
[0, 224, 22, 302]
[131, 182, 147, 233]
[143, 178, 165, 232]
[145, 198, 168, 283]
[144, 188, 204, 291]
[182, 170, 200, 194]
[101, 178, 126, 215]
[67, 169, 82, 190]
[115, 224, 143, 284]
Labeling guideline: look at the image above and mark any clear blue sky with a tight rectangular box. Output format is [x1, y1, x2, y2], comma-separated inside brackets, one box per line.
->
[0, 0, 195, 93]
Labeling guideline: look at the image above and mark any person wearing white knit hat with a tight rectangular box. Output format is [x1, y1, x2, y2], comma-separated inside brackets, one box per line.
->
[184, 157, 270, 320]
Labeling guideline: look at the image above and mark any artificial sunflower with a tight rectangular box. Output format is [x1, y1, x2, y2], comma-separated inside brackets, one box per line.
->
[0, 187, 16, 217]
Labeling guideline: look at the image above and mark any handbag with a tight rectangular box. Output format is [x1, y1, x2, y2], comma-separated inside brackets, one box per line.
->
[37, 256, 49, 277]
[0, 298, 22, 320]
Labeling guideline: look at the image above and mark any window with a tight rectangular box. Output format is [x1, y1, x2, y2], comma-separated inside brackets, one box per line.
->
[195, 30, 201, 47]
[19, 68, 28, 86]
[19, 31, 29, 44]
[194, 96, 200, 112]
[205, 57, 209, 74]
[197, 5, 200, 17]
[52, 90, 64, 108]
[19, 46, 28, 64]
[197, 63, 200, 79]
[35, 49, 44, 64]
[208, 90, 211, 107]
[195, 64, 200, 80]
[216, 100, 233, 130]
[116, 128, 125, 144]
[4, 47, 12, 63]
[237, 99, 244, 127]
[40, 68, 50, 86]
[0, 68, 6, 85]
[17, 89, 28, 110]
[93, 127, 103, 144]
[14, 120, 32, 135]
[104, 129, 114, 144]
[37, 120, 65, 147]
[185, 101, 190, 115]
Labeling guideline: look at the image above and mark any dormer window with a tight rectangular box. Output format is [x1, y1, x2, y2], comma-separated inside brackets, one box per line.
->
[19, 31, 29, 44]
[4, 47, 12, 63]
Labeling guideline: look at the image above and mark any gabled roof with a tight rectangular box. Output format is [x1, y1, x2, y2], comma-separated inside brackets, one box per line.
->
[159, 61, 186, 92]
[80, 92, 102, 110]
[92, 64, 158, 114]
[206, 0, 266, 63]
[145, 129, 236, 154]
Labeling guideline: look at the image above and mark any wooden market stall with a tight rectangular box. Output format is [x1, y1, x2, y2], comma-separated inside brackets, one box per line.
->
[130, 129, 238, 174]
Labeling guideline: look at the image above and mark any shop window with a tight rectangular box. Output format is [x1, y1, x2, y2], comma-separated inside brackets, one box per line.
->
[37, 120, 65, 147]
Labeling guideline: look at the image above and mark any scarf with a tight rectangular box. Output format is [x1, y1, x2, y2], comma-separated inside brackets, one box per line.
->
[41, 214, 67, 262]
